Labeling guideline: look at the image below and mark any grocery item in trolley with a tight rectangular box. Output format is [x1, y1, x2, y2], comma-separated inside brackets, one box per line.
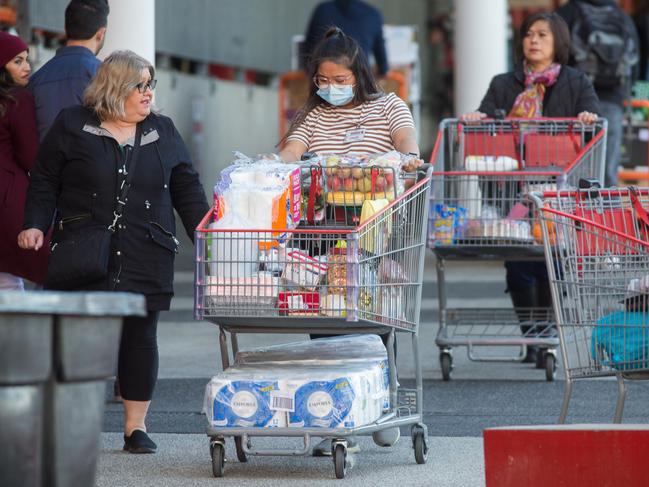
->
[591, 275, 649, 371]
[325, 246, 349, 295]
[278, 291, 320, 316]
[212, 154, 302, 243]
[235, 334, 390, 411]
[203, 274, 279, 313]
[464, 155, 519, 171]
[203, 375, 285, 428]
[359, 198, 391, 254]
[207, 211, 259, 278]
[281, 250, 328, 290]
[286, 364, 383, 428]
[321, 151, 406, 206]
[429, 204, 466, 245]
[203, 361, 385, 429]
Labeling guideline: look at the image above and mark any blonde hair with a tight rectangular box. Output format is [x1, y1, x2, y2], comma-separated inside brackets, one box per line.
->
[83, 50, 155, 121]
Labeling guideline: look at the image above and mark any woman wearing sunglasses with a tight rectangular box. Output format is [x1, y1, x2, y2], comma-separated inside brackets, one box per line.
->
[19, 50, 209, 454]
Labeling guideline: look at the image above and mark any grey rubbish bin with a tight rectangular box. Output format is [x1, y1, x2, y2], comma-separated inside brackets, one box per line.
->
[0, 291, 146, 487]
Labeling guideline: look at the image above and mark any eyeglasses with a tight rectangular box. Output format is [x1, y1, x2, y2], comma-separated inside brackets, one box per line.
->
[135, 79, 157, 93]
[313, 73, 354, 89]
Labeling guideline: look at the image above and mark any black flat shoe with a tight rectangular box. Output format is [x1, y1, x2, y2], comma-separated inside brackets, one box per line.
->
[123, 430, 157, 454]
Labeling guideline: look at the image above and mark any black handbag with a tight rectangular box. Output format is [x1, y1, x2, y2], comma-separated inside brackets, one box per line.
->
[45, 125, 143, 290]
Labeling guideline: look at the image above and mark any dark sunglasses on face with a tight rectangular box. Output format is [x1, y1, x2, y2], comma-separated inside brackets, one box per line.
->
[135, 79, 157, 93]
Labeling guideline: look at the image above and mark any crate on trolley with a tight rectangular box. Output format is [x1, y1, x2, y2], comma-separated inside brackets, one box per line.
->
[194, 162, 432, 479]
[428, 118, 607, 381]
[531, 186, 649, 423]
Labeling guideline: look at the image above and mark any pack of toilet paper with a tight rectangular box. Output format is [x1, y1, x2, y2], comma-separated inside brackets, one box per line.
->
[234, 334, 391, 411]
[284, 363, 384, 428]
[217, 161, 301, 232]
[203, 359, 385, 429]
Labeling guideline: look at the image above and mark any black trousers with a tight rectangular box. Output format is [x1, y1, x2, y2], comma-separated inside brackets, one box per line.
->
[118, 310, 160, 401]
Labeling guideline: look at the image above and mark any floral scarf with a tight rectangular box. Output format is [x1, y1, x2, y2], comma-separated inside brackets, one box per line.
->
[508, 63, 561, 118]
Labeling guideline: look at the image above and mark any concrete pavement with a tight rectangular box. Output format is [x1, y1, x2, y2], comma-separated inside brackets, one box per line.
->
[96, 253, 649, 486]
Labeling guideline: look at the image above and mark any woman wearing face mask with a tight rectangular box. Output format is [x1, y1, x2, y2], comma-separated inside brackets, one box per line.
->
[280, 27, 417, 456]
[279, 27, 421, 171]
[0, 32, 48, 291]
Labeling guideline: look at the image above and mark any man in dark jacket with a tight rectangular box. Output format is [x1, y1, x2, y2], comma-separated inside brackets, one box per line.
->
[302, 0, 388, 75]
[29, 0, 109, 140]
[557, 0, 640, 186]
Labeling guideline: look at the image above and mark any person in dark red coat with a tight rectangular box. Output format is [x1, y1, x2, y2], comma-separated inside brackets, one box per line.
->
[0, 31, 48, 290]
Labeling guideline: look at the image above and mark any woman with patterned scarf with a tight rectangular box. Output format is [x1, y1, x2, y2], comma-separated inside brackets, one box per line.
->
[462, 12, 601, 367]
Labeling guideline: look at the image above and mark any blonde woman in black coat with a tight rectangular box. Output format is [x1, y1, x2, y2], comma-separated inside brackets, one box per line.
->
[19, 50, 209, 453]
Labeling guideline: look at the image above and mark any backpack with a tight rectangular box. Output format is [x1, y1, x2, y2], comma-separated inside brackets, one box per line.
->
[571, 2, 639, 90]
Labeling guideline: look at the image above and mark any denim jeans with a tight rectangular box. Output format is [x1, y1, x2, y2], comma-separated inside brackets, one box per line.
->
[598, 100, 624, 186]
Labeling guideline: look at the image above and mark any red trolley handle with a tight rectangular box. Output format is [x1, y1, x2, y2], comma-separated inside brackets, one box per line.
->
[306, 166, 321, 225]
[629, 186, 649, 234]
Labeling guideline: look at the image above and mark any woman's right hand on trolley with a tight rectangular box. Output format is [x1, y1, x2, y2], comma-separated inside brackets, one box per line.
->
[18, 228, 45, 251]
[461, 111, 487, 122]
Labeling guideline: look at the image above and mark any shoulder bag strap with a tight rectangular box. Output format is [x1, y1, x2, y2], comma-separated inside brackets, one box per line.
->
[109, 123, 143, 232]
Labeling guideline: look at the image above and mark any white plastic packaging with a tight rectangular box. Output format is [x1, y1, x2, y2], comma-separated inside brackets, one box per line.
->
[235, 335, 390, 411]
[203, 361, 385, 429]
[208, 210, 259, 278]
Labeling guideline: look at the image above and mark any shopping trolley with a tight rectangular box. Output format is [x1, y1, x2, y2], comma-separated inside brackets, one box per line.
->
[531, 186, 649, 423]
[428, 118, 607, 381]
[195, 165, 432, 479]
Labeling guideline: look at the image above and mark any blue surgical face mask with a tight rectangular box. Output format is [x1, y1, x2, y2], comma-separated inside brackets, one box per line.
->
[317, 84, 355, 106]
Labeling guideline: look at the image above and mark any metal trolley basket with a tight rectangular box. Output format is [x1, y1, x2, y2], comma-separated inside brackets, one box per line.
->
[194, 166, 432, 479]
[428, 118, 607, 381]
[532, 187, 649, 423]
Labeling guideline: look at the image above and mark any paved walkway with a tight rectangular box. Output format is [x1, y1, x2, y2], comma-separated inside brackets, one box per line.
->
[96, 254, 649, 486]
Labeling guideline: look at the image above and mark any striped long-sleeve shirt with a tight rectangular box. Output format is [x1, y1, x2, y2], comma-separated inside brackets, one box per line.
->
[287, 93, 414, 155]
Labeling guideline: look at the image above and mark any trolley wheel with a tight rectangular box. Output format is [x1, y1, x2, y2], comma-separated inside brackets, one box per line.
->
[413, 430, 428, 464]
[440, 352, 452, 381]
[333, 443, 347, 479]
[211, 443, 225, 478]
[545, 353, 557, 382]
[234, 436, 248, 463]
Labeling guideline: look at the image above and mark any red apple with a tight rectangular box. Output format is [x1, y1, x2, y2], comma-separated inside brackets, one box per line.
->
[330, 176, 342, 191]
[375, 176, 387, 191]
[343, 178, 356, 191]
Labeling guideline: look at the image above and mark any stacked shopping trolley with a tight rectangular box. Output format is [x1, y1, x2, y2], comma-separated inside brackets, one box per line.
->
[428, 118, 607, 381]
[532, 186, 649, 422]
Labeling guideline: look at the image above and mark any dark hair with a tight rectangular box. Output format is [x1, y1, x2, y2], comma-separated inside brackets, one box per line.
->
[0, 67, 17, 117]
[282, 27, 381, 142]
[517, 12, 571, 65]
[65, 0, 110, 40]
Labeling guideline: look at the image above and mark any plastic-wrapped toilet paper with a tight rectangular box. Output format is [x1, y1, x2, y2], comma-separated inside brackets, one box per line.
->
[235, 335, 390, 412]
[284, 364, 384, 428]
[203, 359, 385, 429]
[203, 376, 286, 428]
